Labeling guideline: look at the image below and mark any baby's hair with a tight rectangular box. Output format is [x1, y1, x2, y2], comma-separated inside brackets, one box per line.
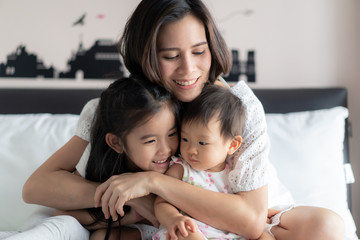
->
[84, 76, 181, 237]
[182, 84, 244, 140]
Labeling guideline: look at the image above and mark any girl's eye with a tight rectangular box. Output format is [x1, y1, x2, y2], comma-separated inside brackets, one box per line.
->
[182, 138, 189, 142]
[199, 141, 207, 146]
[168, 131, 177, 137]
[144, 139, 155, 144]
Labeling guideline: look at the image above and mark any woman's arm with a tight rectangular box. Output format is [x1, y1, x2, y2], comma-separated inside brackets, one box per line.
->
[152, 172, 267, 239]
[95, 171, 267, 239]
[22, 136, 98, 209]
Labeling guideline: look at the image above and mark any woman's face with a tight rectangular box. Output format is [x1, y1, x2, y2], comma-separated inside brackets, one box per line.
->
[157, 14, 212, 102]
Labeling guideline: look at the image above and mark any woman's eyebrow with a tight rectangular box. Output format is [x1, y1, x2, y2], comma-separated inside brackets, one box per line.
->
[158, 41, 208, 52]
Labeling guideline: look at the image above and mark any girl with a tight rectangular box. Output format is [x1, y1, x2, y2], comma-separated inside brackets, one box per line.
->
[23, 0, 344, 239]
[153, 84, 273, 240]
[78, 76, 181, 239]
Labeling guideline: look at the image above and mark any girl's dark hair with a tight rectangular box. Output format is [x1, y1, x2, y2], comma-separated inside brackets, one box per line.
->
[182, 84, 245, 139]
[118, 0, 231, 85]
[85, 76, 181, 238]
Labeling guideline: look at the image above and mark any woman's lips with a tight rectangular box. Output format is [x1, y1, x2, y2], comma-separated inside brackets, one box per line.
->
[173, 77, 199, 88]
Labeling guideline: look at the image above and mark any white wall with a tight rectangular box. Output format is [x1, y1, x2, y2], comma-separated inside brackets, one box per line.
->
[206, 0, 360, 235]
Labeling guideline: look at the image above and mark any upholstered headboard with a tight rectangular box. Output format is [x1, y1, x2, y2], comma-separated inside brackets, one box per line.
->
[0, 88, 103, 114]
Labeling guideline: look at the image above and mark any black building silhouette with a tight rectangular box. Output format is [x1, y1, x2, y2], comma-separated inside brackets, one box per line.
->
[0, 45, 54, 78]
[59, 39, 123, 79]
[223, 49, 256, 83]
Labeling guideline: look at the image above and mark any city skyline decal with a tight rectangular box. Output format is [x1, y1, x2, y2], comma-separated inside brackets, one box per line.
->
[0, 43, 255, 83]
[0, 1, 256, 84]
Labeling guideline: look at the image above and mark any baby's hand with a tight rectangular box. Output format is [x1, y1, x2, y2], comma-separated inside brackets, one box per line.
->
[166, 215, 198, 240]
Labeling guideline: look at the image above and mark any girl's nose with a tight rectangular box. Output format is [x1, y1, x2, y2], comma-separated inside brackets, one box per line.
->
[159, 140, 172, 155]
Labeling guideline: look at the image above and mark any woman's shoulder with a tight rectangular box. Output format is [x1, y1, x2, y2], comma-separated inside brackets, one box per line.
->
[75, 98, 99, 141]
[83, 98, 100, 111]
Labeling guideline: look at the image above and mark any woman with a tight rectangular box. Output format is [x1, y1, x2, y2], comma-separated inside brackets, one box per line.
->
[23, 0, 344, 239]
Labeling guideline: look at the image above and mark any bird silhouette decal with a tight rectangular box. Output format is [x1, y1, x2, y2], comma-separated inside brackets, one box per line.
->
[73, 13, 86, 26]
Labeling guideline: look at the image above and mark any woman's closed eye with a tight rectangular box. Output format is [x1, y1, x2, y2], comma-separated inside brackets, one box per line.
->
[193, 50, 205, 55]
[163, 54, 179, 60]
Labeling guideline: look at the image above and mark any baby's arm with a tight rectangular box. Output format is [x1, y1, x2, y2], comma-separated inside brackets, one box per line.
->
[154, 164, 198, 239]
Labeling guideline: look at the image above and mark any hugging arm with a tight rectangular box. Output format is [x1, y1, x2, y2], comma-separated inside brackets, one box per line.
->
[96, 171, 267, 239]
[22, 136, 98, 210]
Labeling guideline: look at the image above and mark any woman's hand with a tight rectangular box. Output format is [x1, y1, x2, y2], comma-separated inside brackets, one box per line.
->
[94, 172, 155, 221]
[165, 215, 198, 240]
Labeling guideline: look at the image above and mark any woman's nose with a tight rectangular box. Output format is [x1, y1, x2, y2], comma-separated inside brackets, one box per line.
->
[178, 54, 194, 74]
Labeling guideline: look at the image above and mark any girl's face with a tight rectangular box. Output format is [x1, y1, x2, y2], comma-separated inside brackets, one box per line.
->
[157, 14, 212, 102]
[180, 117, 232, 172]
[124, 105, 178, 173]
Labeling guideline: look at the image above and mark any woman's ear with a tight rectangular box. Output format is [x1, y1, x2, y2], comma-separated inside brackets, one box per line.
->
[227, 136, 242, 155]
[105, 133, 124, 153]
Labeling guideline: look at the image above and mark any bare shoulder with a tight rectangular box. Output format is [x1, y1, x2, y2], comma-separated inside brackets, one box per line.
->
[165, 162, 184, 180]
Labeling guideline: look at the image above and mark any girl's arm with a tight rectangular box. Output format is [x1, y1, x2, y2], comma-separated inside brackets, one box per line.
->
[22, 136, 98, 209]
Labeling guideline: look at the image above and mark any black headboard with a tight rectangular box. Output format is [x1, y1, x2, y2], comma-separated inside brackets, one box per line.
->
[0, 88, 103, 114]
[253, 88, 347, 113]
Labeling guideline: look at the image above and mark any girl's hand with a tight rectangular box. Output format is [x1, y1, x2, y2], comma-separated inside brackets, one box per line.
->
[94, 172, 154, 221]
[165, 215, 198, 240]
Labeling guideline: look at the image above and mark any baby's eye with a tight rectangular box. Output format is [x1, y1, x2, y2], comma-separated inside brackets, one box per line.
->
[199, 141, 207, 146]
[182, 138, 189, 142]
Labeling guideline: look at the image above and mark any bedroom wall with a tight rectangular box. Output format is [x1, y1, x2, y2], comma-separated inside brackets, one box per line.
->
[1, 0, 359, 234]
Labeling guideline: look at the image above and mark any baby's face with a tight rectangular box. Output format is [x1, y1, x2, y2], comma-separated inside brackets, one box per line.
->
[180, 117, 232, 172]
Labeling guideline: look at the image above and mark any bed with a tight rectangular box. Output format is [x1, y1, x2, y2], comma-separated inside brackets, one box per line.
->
[0, 86, 358, 239]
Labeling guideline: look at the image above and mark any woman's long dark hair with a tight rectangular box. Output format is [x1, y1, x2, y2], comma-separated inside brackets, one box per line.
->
[118, 0, 231, 85]
[85, 76, 181, 239]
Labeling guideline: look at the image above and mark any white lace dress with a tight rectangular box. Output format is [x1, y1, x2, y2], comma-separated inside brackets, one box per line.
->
[75, 80, 295, 238]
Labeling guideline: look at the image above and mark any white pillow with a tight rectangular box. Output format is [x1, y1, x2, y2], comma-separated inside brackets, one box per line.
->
[266, 106, 357, 239]
[0, 114, 79, 231]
